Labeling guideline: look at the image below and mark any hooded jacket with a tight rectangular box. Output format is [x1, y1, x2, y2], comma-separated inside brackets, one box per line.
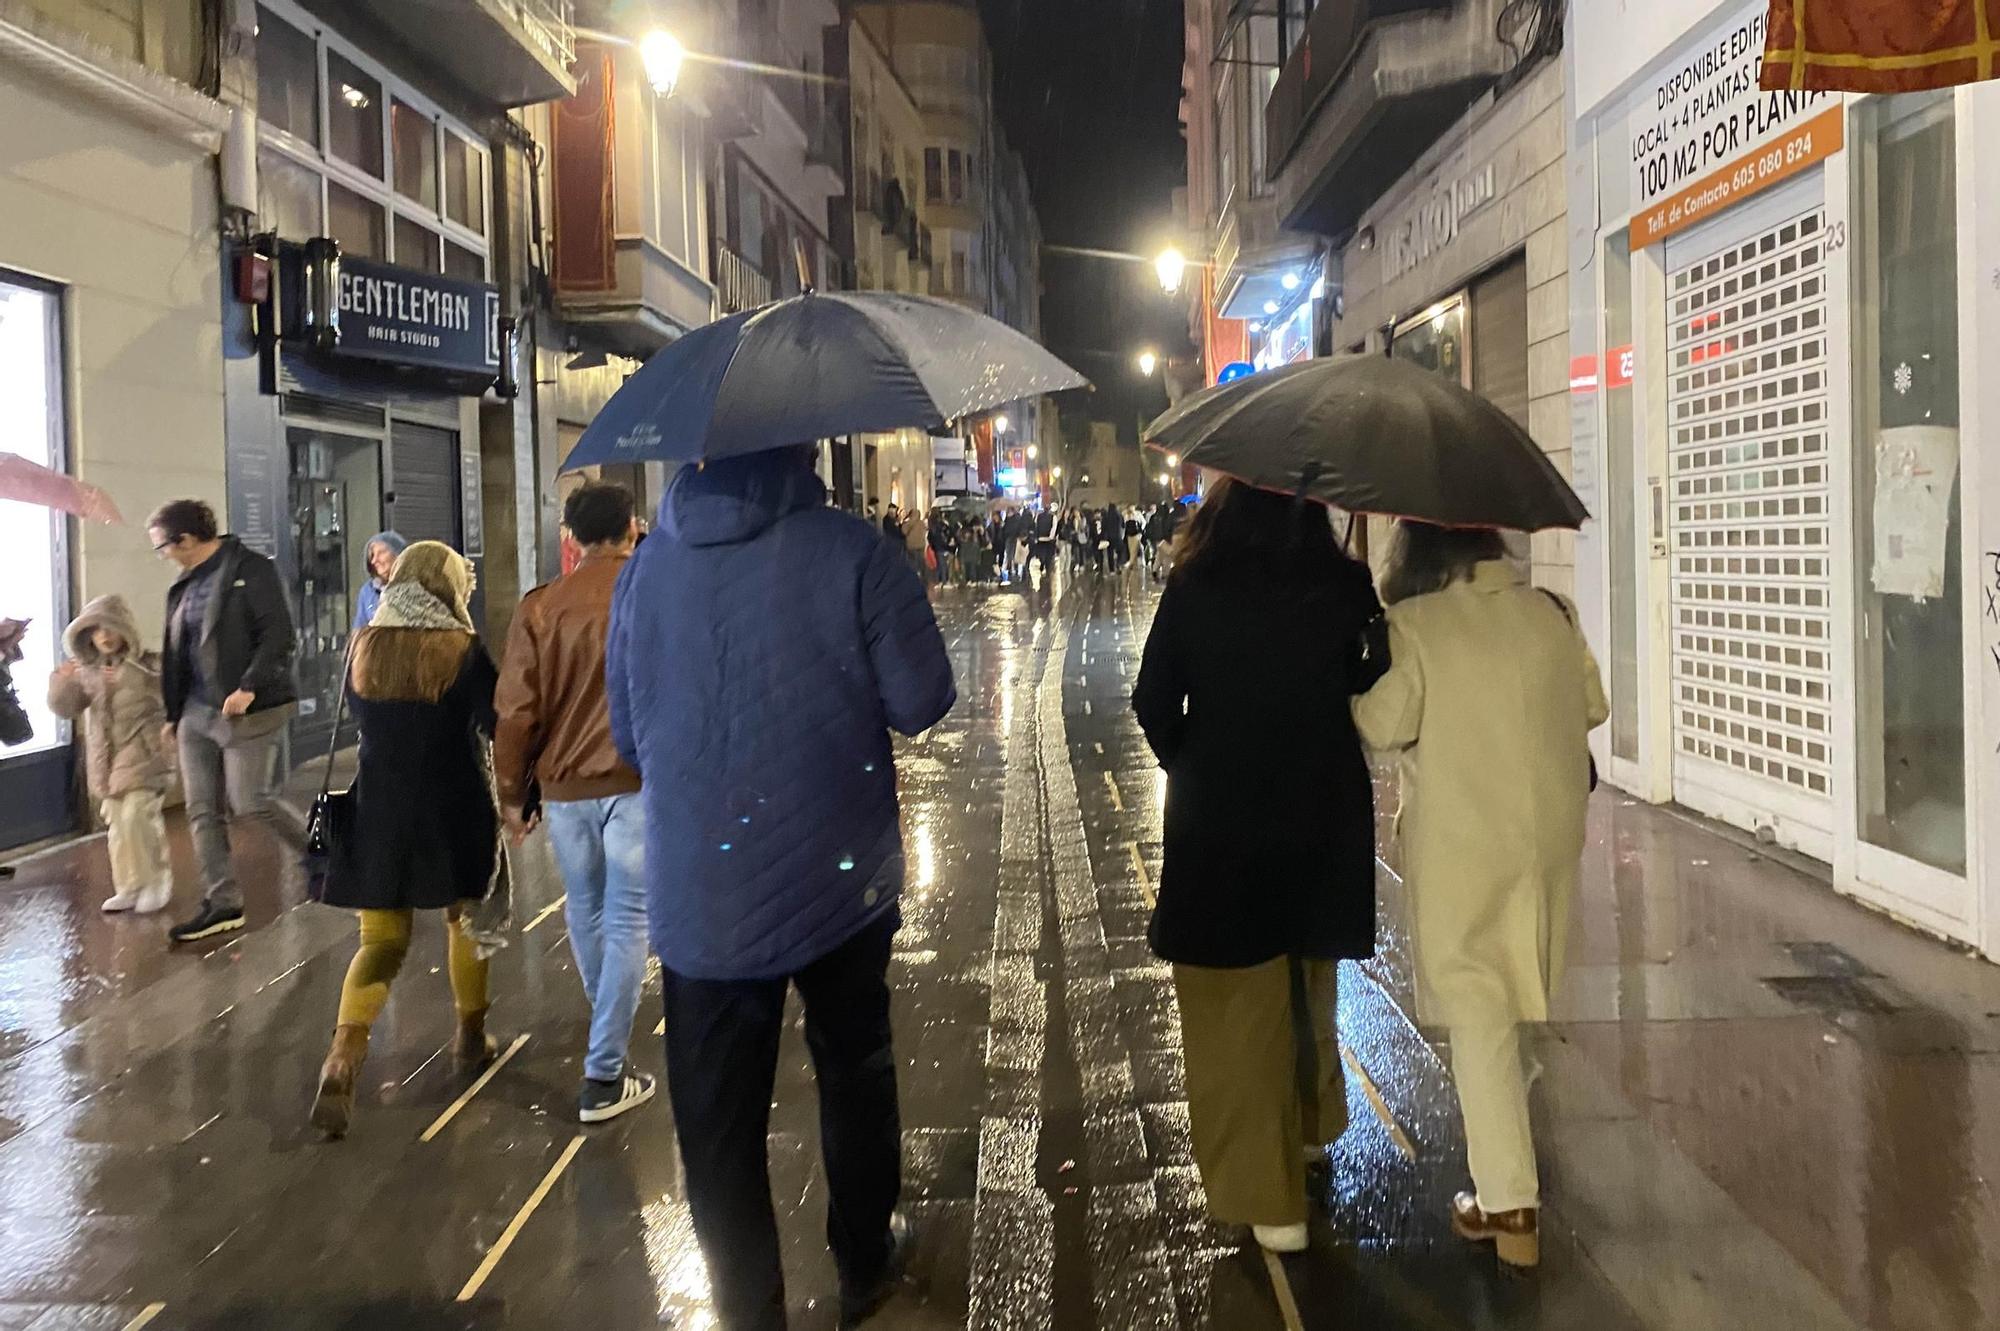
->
[47, 595, 172, 799]
[607, 449, 956, 980]
[351, 530, 410, 631]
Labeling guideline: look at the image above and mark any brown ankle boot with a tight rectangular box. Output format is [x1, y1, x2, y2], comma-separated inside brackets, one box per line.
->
[1450, 1191, 1539, 1269]
[454, 1007, 498, 1072]
[309, 1024, 369, 1139]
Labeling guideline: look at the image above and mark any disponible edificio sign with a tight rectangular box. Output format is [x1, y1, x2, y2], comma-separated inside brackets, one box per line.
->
[1628, 1, 1830, 209]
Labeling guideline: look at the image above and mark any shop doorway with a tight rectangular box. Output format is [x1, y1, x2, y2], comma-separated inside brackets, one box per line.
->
[0, 271, 74, 849]
[1663, 182, 1835, 856]
[289, 427, 381, 755]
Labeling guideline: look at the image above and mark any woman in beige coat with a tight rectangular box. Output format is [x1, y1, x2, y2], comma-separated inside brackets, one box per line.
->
[1352, 522, 1607, 1269]
[48, 595, 175, 913]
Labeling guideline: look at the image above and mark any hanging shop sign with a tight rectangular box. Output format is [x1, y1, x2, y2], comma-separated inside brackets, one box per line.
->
[329, 256, 501, 378]
[260, 238, 513, 398]
[1628, 2, 1838, 245]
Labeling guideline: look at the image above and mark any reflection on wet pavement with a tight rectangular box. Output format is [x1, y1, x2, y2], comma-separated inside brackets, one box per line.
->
[6, 567, 2000, 1327]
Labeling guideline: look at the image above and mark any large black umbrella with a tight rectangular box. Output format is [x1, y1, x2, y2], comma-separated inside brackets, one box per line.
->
[1146, 355, 1588, 531]
[561, 290, 1086, 469]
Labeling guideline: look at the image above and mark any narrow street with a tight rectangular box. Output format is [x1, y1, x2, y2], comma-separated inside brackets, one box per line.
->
[1, 573, 1997, 1330]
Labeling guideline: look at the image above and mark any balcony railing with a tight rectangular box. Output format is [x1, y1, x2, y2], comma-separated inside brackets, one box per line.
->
[716, 245, 773, 315]
[506, 0, 575, 70]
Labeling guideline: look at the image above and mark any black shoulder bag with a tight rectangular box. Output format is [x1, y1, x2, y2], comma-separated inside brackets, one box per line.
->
[1538, 589, 1600, 794]
[303, 639, 359, 901]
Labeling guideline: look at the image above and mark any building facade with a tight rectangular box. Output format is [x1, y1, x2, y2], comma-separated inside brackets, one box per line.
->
[0, 0, 232, 846]
[1567, 0, 2000, 957]
[849, 0, 1047, 511]
[219, 0, 573, 755]
[836, 11, 937, 516]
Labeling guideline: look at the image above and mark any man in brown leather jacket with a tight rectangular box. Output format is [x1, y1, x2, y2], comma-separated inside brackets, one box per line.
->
[494, 481, 655, 1124]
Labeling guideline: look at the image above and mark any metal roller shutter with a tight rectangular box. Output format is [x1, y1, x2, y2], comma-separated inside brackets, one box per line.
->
[1665, 198, 1835, 842]
[390, 422, 461, 549]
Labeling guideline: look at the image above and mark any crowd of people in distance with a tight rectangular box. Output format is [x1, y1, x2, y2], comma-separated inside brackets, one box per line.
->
[864, 497, 1191, 589]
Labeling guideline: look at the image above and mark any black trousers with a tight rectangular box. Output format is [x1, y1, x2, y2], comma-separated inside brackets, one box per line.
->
[661, 916, 901, 1331]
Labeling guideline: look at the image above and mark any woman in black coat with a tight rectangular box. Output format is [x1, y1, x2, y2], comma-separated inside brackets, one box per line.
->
[310, 541, 502, 1138]
[1131, 478, 1385, 1253]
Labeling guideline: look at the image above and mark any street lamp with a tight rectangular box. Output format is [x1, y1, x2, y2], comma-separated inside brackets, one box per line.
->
[1155, 247, 1187, 296]
[994, 413, 1010, 434]
[640, 29, 686, 94]
[1159, 471, 1173, 489]
[1026, 444, 1039, 460]
[1166, 452, 1179, 469]
[1137, 349, 1158, 377]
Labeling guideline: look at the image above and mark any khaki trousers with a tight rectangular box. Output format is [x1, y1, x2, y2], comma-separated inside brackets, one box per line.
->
[1172, 956, 1346, 1226]
[1448, 1021, 1539, 1213]
[102, 789, 169, 895]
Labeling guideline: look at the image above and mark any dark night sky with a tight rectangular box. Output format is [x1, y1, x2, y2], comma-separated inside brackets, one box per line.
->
[977, 0, 1189, 436]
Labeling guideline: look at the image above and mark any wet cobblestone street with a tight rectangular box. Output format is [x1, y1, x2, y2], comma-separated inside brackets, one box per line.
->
[4, 572, 2000, 1329]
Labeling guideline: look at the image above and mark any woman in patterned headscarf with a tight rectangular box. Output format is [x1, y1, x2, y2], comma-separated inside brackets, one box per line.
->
[309, 540, 502, 1138]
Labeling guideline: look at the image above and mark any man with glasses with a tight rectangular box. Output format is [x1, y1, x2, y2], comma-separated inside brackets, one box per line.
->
[149, 499, 297, 943]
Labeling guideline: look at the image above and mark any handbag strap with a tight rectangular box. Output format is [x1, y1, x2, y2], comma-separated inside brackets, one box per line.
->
[318, 634, 358, 799]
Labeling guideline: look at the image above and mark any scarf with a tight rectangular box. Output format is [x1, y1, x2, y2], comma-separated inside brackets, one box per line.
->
[370, 580, 470, 632]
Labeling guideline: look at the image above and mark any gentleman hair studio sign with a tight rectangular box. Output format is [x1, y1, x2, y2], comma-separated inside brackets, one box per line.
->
[1628, 1, 1842, 246]
[330, 257, 501, 377]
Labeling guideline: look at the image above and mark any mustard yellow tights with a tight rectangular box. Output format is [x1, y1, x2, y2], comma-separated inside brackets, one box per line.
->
[336, 908, 490, 1029]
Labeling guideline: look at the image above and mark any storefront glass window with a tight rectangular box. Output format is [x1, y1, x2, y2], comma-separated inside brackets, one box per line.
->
[392, 100, 437, 208]
[256, 6, 319, 147]
[0, 276, 67, 758]
[1604, 230, 1640, 762]
[1853, 90, 1964, 874]
[393, 216, 440, 274]
[1391, 295, 1467, 386]
[328, 181, 385, 259]
[444, 134, 484, 234]
[327, 53, 384, 178]
[445, 240, 485, 283]
[258, 147, 321, 241]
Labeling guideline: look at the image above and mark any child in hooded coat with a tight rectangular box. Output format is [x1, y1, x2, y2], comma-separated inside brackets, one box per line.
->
[48, 595, 175, 913]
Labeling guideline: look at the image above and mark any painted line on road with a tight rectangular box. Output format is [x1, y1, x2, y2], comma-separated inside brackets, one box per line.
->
[1126, 841, 1155, 908]
[456, 1133, 586, 1302]
[119, 1304, 166, 1331]
[522, 894, 567, 933]
[420, 1033, 531, 1143]
[1341, 1043, 1417, 1161]
[1259, 1249, 1308, 1331]
[1102, 771, 1124, 812]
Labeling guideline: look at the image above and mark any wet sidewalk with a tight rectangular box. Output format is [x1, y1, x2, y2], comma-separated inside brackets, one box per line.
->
[0, 572, 1996, 1328]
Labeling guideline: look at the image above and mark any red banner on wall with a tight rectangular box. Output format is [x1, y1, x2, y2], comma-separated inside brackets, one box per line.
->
[1762, 0, 2000, 92]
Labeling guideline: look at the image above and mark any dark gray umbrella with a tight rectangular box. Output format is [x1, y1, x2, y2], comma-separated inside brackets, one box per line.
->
[561, 291, 1086, 469]
[1146, 355, 1588, 531]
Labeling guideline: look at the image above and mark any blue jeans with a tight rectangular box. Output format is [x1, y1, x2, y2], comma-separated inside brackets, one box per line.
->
[545, 794, 650, 1083]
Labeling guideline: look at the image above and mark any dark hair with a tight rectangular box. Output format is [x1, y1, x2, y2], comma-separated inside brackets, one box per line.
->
[147, 498, 218, 544]
[1171, 477, 1348, 583]
[1379, 520, 1507, 605]
[563, 482, 636, 547]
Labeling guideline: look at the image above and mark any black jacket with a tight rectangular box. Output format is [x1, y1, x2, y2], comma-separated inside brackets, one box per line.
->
[160, 536, 297, 723]
[322, 637, 499, 911]
[1132, 556, 1384, 967]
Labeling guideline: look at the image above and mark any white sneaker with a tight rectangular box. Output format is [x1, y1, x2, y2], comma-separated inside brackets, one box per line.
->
[101, 893, 139, 913]
[1253, 1223, 1309, 1254]
[135, 883, 173, 914]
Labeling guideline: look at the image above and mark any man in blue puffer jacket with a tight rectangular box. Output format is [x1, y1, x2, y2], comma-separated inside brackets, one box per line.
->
[607, 444, 954, 1330]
